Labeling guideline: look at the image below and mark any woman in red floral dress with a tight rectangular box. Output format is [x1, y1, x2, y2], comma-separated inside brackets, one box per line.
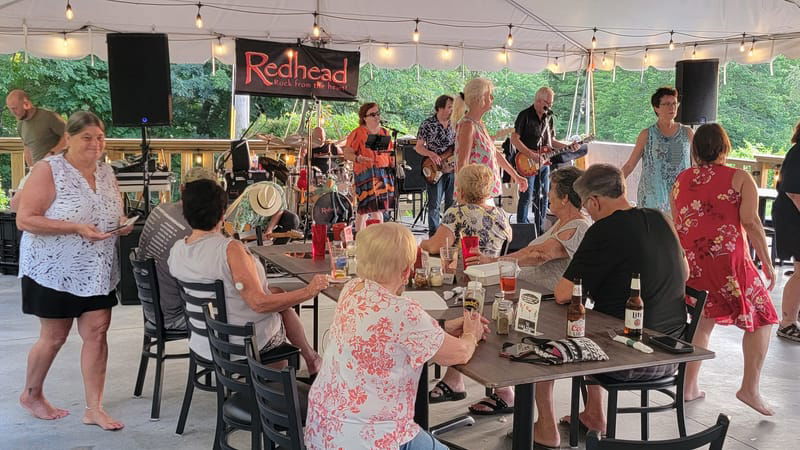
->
[672, 123, 777, 416]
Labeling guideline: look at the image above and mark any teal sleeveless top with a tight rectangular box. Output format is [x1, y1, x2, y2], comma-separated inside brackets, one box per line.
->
[638, 124, 691, 213]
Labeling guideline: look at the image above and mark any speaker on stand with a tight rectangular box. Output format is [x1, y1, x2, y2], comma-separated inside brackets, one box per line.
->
[675, 59, 719, 125]
[396, 141, 427, 230]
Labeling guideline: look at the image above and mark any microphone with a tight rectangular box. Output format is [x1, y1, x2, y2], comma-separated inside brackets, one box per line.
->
[543, 106, 555, 116]
[380, 120, 405, 135]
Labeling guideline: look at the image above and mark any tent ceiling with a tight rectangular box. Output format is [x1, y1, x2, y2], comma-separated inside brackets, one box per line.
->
[1, 0, 800, 72]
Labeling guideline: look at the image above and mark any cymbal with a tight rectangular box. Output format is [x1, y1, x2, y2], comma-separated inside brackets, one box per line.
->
[255, 133, 285, 146]
[284, 134, 309, 148]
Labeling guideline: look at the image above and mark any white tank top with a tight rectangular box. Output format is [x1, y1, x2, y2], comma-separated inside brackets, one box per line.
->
[19, 154, 122, 297]
[168, 232, 282, 360]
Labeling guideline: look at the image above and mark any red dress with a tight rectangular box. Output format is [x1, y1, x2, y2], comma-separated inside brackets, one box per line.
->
[672, 164, 778, 332]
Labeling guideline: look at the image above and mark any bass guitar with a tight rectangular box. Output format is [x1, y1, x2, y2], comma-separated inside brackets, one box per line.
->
[514, 134, 595, 177]
[422, 127, 514, 184]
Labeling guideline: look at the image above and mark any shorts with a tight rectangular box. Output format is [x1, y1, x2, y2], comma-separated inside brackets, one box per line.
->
[604, 363, 678, 382]
[21, 276, 117, 319]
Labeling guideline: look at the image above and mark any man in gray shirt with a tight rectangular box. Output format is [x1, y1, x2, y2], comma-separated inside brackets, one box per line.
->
[5, 90, 66, 166]
[138, 167, 218, 330]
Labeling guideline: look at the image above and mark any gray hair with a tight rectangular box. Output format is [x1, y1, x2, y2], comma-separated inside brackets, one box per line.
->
[534, 86, 554, 102]
[550, 166, 584, 208]
[573, 164, 626, 201]
[66, 110, 105, 136]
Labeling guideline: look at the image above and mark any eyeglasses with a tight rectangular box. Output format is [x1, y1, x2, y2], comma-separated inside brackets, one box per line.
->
[581, 195, 597, 209]
[659, 102, 679, 107]
[366, 112, 381, 118]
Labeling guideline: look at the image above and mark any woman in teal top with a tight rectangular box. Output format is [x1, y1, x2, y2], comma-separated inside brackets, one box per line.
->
[622, 87, 694, 213]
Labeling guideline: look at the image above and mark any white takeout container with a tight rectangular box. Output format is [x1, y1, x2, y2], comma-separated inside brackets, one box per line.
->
[463, 262, 500, 286]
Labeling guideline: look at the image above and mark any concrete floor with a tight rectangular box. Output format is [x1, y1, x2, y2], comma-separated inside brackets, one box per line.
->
[0, 266, 798, 450]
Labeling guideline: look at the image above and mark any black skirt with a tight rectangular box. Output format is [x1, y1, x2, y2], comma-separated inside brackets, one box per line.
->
[21, 276, 118, 319]
[773, 193, 800, 261]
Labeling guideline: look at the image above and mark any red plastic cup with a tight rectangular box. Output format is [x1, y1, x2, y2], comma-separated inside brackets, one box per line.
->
[311, 224, 328, 260]
[366, 219, 381, 227]
[332, 223, 347, 241]
[461, 236, 480, 268]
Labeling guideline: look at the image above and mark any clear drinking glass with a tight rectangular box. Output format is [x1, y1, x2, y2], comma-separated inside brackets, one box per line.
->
[329, 245, 348, 280]
[498, 256, 519, 298]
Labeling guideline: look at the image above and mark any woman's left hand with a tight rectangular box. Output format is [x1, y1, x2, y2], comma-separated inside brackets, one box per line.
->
[515, 176, 529, 192]
[443, 315, 490, 338]
[762, 261, 776, 290]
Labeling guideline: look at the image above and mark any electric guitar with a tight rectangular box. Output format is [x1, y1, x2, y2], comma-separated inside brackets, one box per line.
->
[422, 127, 515, 184]
[514, 134, 595, 177]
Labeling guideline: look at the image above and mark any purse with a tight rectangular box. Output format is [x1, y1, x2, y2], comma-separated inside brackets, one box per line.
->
[502, 336, 609, 365]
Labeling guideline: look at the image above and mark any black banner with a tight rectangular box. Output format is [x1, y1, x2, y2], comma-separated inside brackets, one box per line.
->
[235, 39, 360, 101]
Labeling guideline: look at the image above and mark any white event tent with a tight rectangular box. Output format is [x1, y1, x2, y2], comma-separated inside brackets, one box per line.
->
[1, 0, 800, 73]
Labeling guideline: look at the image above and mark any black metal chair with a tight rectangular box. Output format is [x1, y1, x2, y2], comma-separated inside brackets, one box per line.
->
[175, 279, 226, 437]
[130, 251, 190, 421]
[245, 336, 307, 450]
[508, 223, 539, 253]
[568, 286, 709, 446]
[204, 305, 302, 450]
[586, 413, 730, 450]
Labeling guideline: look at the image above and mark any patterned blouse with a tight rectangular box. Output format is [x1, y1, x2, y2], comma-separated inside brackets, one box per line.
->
[441, 203, 512, 257]
[457, 116, 502, 196]
[305, 278, 446, 449]
[417, 115, 455, 154]
[637, 123, 691, 213]
[19, 154, 123, 296]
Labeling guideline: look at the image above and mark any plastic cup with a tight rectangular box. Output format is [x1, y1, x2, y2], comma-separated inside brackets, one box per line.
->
[311, 224, 328, 259]
[461, 236, 480, 268]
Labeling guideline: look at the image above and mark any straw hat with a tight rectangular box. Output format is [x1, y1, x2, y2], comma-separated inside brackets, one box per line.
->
[247, 183, 283, 217]
[184, 167, 217, 184]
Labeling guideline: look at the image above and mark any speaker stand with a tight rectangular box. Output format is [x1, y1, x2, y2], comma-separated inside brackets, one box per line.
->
[140, 124, 152, 218]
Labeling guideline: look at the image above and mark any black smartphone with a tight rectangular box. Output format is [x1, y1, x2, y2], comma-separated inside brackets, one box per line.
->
[108, 215, 140, 234]
[649, 335, 694, 353]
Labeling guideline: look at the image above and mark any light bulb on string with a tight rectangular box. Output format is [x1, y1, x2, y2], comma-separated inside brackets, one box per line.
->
[554, 57, 559, 69]
[601, 52, 607, 66]
[195, 3, 203, 29]
[692, 43, 697, 58]
[668, 31, 675, 51]
[215, 37, 223, 55]
[506, 24, 513, 47]
[591, 27, 597, 48]
[740, 33, 746, 52]
[643, 48, 648, 63]
[62, 32, 69, 48]
[412, 19, 420, 43]
[442, 46, 452, 60]
[312, 12, 320, 37]
[66, 1, 74, 20]
[749, 38, 755, 56]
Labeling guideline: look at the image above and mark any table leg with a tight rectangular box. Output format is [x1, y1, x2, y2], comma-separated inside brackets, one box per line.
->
[313, 294, 319, 351]
[415, 363, 430, 430]
[512, 382, 535, 450]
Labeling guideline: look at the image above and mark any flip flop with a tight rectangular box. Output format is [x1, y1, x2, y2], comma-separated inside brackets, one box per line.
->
[559, 416, 606, 437]
[503, 430, 557, 449]
[468, 393, 514, 415]
[777, 323, 800, 342]
[429, 381, 467, 404]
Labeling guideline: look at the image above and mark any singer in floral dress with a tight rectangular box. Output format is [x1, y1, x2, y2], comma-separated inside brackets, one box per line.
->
[672, 123, 777, 415]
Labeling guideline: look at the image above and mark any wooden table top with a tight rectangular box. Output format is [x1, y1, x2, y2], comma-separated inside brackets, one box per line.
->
[298, 272, 714, 389]
[251, 243, 332, 275]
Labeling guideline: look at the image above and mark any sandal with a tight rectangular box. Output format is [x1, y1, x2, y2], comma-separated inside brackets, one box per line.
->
[468, 393, 514, 415]
[429, 381, 467, 404]
[777, 323, 800, 342]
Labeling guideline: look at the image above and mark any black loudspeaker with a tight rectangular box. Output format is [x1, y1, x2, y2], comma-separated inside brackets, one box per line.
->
[231, 139, 252, 172]
[107, 33, 173, 127]
[675, 59, 719, 125]
[399, 143, 427, 193]
[117, 222, 144, 305]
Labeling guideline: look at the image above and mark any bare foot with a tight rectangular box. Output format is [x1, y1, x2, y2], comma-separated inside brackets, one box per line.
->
[19, 392, 69, 420]
[532, 420, 560, 448]
[560, 411, 606, 434]
[684, 389, 706, 403]
[83, 407, 124, 431]
[736, 390, 775, 416]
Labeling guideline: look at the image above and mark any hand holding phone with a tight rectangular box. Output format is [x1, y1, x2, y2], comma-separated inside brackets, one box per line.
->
[109, 215, 140, 234]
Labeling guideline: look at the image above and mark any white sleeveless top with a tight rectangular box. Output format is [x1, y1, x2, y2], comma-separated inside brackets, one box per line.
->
[19, 154, 123, 297]
[168, 233, 283, 361]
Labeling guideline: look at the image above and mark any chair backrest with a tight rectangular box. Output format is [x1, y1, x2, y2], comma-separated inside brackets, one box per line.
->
[586, 413, 730, 450]
[203, 304, 254, 397]
[684, 286, 709, 342]
[245, 336, 306, 450]
[129, 249, 165, 336]
[176, 278, 227, 361]
[508, 223, 538, 253]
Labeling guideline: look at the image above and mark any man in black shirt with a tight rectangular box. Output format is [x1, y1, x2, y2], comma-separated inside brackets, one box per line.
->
[415, 95, 456, 236]
[511, 87, 579, 234]
[305, 127, 343, 174]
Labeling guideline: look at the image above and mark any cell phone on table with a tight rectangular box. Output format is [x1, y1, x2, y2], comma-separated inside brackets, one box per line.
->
[108, 215, 140, 233]
[649, 335, 694, 353]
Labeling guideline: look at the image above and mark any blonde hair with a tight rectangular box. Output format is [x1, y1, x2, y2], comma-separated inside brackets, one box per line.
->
[534, 86, 554, 103]
[451, 77, 494, 128]
[355, 223, 417, 283]
[456, 164, 495, 204]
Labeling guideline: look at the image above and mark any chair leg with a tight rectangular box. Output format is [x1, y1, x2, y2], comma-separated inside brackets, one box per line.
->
[213, 387, 225, 450]
[640, 389, 649, 441]
[313, 295, 319, 351]
[176, 358, 197, 434]
[150, 340, 165, 421]
[434, 363, 441, 379]
[569, 377, 582, 448]
[606, 389, 618, 439]
[133, 335, 151, 397]
[676, 389, 688, 437]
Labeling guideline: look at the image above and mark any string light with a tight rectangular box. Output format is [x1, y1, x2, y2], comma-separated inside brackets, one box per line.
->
[554, 56, 559, 69]
[601, 51, 607, 66]
[668, 31, 675, 51]
[441, 46, 452, 60]
[195, 3, 203, 29]
[506, 24, 513, 47]
[312, 12, 320, 37]
[739, 33, 746, 52]
[62, 32, 68, 48]
[591, 27, 597, 48]
[643, 48, 648, 63]
[215, 37, 223, 55]
[412, 18, 420, 43]
[65, 1, 74, 21]
[749, 38, 755, 56]
[692, 43, 697, 58]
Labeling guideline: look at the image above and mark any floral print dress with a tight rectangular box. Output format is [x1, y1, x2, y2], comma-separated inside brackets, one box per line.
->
[304, 279, 445, 449]
[672, 165, 778, 331]
[457, 116, 502, 196]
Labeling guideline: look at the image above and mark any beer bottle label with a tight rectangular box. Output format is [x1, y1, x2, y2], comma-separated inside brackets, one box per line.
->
[625, 309, 643, 330]
[572, 284, 582, 297]
[567, 318, 585, 337]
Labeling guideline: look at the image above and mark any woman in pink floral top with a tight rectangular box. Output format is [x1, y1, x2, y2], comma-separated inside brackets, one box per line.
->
[305, 223, 487, 449]
[671, 123, 777, 416]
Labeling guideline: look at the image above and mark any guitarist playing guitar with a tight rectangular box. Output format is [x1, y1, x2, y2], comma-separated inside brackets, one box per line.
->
[510, 87, 581, 234]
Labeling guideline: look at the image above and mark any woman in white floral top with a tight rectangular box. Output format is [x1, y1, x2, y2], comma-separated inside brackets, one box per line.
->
[420, 163, 512, 256]
[305, 223, 488, 450]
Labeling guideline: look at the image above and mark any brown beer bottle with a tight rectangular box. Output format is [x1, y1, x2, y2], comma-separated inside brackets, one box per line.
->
[566, 278, 586, 338]
[624, 273, 644, 339]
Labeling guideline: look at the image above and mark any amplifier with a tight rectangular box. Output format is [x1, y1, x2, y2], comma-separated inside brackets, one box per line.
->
[398, 143, 426, 193]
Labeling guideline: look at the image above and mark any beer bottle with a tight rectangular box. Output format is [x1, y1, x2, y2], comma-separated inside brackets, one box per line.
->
[566, 278, 586, 338]
[624, 273, 644, 339]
